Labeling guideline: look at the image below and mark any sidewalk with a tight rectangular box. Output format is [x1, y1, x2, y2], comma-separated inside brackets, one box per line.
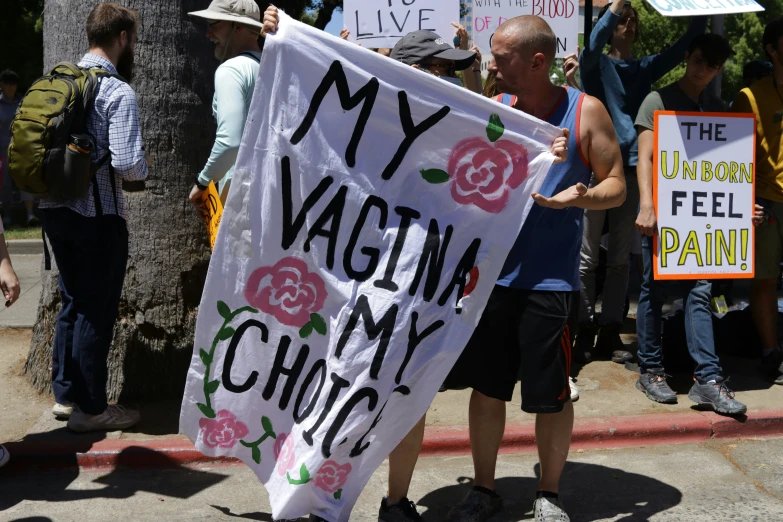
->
[2, 250, 783, 473]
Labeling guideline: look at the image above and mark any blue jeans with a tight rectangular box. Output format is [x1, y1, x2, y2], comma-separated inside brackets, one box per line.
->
[636, 235, 723, 383]
[44, 208, 128, 415]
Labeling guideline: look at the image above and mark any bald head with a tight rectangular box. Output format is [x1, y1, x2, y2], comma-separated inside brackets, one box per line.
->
[496, 15, 557, 66]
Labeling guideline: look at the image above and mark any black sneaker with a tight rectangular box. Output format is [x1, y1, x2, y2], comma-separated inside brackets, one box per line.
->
[379, 497, 422, 522]
[761, 349, 783, 385]
[573, 323, 596, 363]
[636, 371, 677, 404]
[689, 378, 747, 415]
[595, 324, 633, 364]
[447, 487, 503, 522]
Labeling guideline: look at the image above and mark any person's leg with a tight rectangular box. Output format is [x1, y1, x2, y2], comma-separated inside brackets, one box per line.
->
[683, 280, 723, 383]
[387, 414, 426, 505]
[751, 279, 779, 353]
[636, 235, 667, 373]
[470, 390, 506, 490]
[601, 171, 639, 324]
[578, 175, 605, 326]
[536, 400, 574, 493]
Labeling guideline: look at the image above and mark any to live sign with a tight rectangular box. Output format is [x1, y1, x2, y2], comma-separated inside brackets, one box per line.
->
[644, 0, 763, 17]
[472, 0, 578, 59]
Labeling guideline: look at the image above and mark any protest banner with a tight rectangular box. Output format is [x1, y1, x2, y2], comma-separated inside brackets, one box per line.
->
[472, 0, 578, 62]
[201, 181, 223, 251]
[343, 0, 460, 49]
[644, 0, 763, 17]
[653, 111, 756, 280]
[179, 12, 560, 522]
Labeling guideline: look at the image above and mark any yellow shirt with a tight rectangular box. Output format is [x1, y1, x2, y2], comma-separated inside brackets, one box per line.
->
[733, 76, 783, 202]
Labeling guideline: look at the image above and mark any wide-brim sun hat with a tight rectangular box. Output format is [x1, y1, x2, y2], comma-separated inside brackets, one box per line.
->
[188, 0, 262, 31]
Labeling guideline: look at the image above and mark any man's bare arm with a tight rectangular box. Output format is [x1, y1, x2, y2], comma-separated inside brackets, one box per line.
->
[636, 128, 657, 236]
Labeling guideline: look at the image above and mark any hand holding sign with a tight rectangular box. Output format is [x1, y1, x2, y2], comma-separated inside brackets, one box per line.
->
[637, 203, 658, 237]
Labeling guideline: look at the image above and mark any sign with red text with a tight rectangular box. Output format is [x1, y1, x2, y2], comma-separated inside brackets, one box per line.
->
[180, 13, 560, 522]
[472, 0, 578, 60]
[644, 0, 763, 17]
[653, 112, 756, 280]
[344, 0, 460, 49]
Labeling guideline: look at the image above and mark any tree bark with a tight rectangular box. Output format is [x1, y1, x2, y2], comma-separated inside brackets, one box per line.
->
[313, 2, 340, 31]
[25, 0, 217, 402]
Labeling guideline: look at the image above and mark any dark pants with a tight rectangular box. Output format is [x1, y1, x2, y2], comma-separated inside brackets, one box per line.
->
[43, 208, 128, 415]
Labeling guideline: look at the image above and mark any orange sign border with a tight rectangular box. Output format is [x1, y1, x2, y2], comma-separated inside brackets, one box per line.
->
[652, 110, 756, 281]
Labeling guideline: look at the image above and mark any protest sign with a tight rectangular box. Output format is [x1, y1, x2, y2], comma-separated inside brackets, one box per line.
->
[343, 0, 460, 49]
[644, 0, 763, 17]
[201, 181, 223, 251]
[472, 0, 578, 61]
[180, 12, 560, 522]
[653, 111, 756, 280]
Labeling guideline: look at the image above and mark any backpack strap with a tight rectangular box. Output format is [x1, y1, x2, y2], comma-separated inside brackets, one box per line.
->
[239, 52, 261, 63]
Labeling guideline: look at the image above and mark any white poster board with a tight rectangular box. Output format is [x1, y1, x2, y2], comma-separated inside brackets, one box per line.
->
[645, 0, 763, 17]
[343, 0, 460, 49]
[653, 111, 756, 280]
[180, 12, 561, 522]
[472, 0, 578, 59]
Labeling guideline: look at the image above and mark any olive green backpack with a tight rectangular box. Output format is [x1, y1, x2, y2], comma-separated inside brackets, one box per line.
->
[7, 63, 122, 201]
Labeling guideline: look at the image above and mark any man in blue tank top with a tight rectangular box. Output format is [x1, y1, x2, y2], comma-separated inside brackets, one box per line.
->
[443, 16, 626, 522]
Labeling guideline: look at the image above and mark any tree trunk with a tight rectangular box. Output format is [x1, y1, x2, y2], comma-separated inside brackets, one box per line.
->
[313, 2, 339, 31]
[25, 0, 217, 402]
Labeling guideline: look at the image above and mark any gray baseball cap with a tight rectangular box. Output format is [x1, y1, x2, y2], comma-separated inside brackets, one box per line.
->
[188, 0, 262, 30]
[391, 30, 477, 71]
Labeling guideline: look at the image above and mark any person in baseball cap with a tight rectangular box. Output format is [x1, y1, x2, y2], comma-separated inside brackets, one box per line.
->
[391, 30, 477, 87]
[187, 0, 264, 211]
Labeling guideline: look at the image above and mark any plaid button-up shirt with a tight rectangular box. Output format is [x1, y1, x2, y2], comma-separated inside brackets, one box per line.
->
[40, 54, 148, 220]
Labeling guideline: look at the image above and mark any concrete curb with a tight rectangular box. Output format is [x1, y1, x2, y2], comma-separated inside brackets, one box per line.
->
[6, 239, 43, 255]
[4, 409, 783, 473]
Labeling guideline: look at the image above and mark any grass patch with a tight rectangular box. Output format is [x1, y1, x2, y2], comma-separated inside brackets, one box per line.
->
[3, 226, 42, 240]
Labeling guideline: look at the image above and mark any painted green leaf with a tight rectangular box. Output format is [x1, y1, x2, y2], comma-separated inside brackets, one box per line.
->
[300, 463, 311, 482]
[197, 402, 216, 419]
[199, 348, 212, 365]
[251, 445, 261, 465]
[262, 416, 275, 438]
[239, 439, 253, 448]
[487, 113, 505, 142]
[334, 489, 343, 500]
[206, 380, 220, 394]
[420, 168, 450, 184]
[310, 313, 327, 335]
[299, 322, 314, 339]
[217, 326, 235, 341]
[217, 300, 231, 320]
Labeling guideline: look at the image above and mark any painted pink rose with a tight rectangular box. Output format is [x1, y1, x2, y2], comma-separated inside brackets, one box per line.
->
[274, 433, 297, 476]
[313, 460, 352, 494]
[447, 137, 530, 213]
[244, 257, 327, 328]
[198, 410, 249, 449]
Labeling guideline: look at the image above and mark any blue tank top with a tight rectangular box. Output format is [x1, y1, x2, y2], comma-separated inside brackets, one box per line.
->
[495, 87, 592, 291]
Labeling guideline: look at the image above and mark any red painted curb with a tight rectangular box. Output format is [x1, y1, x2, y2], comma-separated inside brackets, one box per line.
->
[3, 409, 783, 473]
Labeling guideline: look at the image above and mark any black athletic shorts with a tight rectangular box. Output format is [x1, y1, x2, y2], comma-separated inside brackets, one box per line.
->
[443, 285, 578, 414]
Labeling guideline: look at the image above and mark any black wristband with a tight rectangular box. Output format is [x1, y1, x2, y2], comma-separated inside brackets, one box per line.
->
[194, 178, 208, 190]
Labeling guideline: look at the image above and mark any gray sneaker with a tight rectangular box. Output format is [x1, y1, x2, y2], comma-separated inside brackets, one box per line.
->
[689, 378, 747, 415]
[534, 496, 570, 522]
[67, 404, 140, 433]
[447, 488, 503, 522]
[378, 497, 422, 521]
[636, 372, 677, 404]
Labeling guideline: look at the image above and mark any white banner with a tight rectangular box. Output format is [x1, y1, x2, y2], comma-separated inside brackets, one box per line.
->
[653, 112, 756, 280]
[343, 0, 460, 49]
[472, 0, 578, 59]
[645, 0, 763, 17]
[180, 13, 560, 522]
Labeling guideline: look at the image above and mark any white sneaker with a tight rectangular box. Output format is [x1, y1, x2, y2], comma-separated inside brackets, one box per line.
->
[535, 496, 570, 522]
[67, 405, 140, 433]
[0, 445, 9, 468]
[52, 402, 74, 420]
[569, 377, 579, 402]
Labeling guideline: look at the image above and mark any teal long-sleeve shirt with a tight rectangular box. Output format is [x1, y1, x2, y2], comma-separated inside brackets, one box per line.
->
[579, 12, 707, 167]
[197, 51, 261, 190]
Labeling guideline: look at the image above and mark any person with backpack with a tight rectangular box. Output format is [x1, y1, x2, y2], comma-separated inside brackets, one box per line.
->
[28, 3, 148, 432]
[188, 0, 263, 210]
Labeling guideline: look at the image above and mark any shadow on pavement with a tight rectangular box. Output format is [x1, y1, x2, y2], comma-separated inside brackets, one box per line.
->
[0, 446, 227, 512]
[418, 461, 682, 521]
[209, 504, 277, 521]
